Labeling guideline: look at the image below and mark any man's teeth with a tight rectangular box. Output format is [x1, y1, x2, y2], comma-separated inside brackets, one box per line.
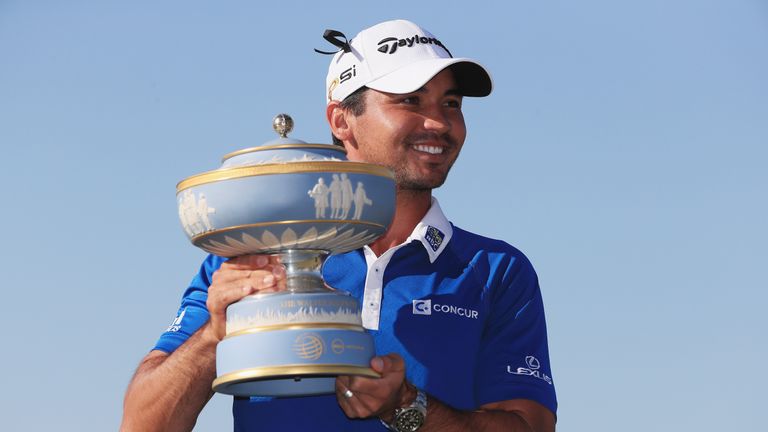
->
[414, 145, 444, 154]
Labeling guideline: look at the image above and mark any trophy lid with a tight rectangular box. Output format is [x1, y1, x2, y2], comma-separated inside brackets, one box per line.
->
[220, 114, 346, 167]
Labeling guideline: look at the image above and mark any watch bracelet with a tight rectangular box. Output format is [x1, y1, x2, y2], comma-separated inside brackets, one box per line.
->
[381, 387, 428, 431]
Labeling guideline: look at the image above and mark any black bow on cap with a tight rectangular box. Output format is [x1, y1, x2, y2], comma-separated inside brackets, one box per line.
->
[314, 29, 352, 55]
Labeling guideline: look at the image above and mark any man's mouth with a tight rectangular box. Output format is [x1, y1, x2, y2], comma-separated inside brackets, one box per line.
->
[413, 144, 444, 155]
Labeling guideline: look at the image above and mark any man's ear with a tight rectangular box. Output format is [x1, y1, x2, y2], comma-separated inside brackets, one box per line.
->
[327, 101, 354, 144]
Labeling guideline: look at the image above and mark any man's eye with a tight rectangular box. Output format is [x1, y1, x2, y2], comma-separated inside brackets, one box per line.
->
[401, 96, 419, 105]
[444, 99, 462, 108]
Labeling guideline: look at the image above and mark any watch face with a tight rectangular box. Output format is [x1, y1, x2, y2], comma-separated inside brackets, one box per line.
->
[394, 408, 425, 432]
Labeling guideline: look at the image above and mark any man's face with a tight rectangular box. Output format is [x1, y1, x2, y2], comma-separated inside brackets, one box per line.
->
[344, 69, 467, 191]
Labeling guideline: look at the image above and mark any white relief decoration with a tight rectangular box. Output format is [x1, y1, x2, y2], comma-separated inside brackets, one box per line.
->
[227, 307, 362, 333]
[223, 235, 249, 251]
[280, 228, 298, 248]
[307, 178, 329, 218]
[339, 173, 353, 219]
[308, 174, 373, 220]
[198, 226, 379, 257]
[352, 181, 373, 220]
[242, 233, 265, 249]
[299, 227, 319, 244]
[228, 154, 343, 168]
[261, 231, 280, 249]
[179, 190, 216, 237]
[330, 174, 343, 218]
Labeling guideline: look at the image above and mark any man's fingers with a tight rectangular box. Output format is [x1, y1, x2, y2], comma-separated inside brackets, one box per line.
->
[334, 353, 408, 419]
[225, 254, 269, 269]
[225, 254, 286, 270]
[212, 268, 253, 284]
[335, 376, 376, 419]
[213, 265, 285, 285]
[371, 353, 404, 375]
[208, 281, 253, 314]
[371, 357, 385, 373]
[208, 269, 286, 313]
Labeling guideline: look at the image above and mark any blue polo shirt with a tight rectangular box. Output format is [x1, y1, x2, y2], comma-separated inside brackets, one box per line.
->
[155, 199, 557, 430]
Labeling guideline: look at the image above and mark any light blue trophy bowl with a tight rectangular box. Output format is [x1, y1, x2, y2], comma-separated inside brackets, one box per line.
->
[176, 114, 395, 397]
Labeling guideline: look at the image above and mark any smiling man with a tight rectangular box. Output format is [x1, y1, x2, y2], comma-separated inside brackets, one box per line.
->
[122, 19, 557, 432]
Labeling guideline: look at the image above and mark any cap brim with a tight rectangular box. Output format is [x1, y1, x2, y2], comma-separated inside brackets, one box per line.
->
[365, 57, 492, 97]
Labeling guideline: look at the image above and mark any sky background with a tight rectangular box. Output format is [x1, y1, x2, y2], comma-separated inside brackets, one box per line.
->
[1, 0, 766, 430]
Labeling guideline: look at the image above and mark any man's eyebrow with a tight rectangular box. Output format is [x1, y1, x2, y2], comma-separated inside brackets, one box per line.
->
[406, 87, 462, 96]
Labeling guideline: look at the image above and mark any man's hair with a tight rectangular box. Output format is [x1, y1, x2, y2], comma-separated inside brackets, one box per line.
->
[332, 86, 370, 146]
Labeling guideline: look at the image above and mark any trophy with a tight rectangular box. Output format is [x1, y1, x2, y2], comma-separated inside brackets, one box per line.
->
[176, 114, 395, 396]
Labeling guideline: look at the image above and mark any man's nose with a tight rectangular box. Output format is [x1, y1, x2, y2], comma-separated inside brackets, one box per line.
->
[422, 107, 451, 135]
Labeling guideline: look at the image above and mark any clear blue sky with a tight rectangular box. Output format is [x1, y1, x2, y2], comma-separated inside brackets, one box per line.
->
[1, 1, 766, 430]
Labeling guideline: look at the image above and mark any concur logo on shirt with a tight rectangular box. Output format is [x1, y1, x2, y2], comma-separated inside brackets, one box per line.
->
[413, 299, 432, 315]
[412, 299, 479, 319]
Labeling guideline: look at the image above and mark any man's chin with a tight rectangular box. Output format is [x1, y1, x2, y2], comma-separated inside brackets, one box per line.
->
[392, 166, 452, 191]
[396, 178, 447, 192]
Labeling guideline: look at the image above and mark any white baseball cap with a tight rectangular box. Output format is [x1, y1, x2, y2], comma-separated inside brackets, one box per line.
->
[321, 19, 493, 103]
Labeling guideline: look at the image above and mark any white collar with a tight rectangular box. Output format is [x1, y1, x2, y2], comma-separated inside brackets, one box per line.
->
[364, 197, 453, 263]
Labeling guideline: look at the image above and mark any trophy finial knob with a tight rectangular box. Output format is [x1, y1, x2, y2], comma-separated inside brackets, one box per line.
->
[272, 114, 294, 138]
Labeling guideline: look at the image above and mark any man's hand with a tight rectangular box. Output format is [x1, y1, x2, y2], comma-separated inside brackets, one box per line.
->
[333, 353, 556, 432]
[335, 353, 414, 420]
[206, 254, 286, 340]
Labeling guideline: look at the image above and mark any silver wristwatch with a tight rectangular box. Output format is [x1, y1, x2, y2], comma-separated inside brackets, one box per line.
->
[383, 387, 427, 432]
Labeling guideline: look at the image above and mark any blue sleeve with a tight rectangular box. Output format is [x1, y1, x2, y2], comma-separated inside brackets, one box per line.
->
[153, 254, 225, 353]
[475, 252, 557, 414]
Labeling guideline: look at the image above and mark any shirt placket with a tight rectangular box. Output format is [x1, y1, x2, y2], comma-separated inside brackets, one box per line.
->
[361, 246, 399, 330]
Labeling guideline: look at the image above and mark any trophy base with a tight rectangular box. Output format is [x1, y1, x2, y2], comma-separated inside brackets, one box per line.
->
[212, 364, 379, 396]
[215, 290, 378, 397]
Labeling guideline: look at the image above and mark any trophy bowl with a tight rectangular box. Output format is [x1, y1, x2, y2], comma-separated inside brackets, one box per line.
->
[176, 114, 395, 396]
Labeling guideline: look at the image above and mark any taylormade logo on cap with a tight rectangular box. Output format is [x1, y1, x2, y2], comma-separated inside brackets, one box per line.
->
[320, 19, 492, 103]
[376, 35, 450, 55]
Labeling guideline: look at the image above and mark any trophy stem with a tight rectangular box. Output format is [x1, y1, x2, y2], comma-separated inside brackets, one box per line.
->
[275, 249, 331, 293]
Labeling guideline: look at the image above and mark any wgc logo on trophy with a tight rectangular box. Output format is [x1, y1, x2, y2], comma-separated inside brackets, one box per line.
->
[176, 114, 395, 396]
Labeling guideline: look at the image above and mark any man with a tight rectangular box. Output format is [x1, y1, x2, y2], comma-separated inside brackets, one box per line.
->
[308, 177, 330, 218]
[122, 19, 557, 431]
